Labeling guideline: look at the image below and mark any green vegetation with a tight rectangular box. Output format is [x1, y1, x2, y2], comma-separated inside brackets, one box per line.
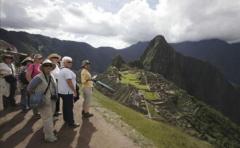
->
[93, 89, 213, 148]
[111, 55, 125, 69]
[120, 71, 158, 100]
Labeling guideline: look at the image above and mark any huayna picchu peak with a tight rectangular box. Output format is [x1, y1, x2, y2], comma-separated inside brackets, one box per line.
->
[141, 35, 240, 124]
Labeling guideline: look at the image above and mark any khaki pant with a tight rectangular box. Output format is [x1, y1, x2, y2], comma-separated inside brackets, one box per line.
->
[82, 87, 92, 108]
[38, 99, 56, 139]
[0, 96, 3, 111]
[0, 77, 9, 111]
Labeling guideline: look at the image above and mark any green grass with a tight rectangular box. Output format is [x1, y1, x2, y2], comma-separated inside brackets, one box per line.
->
[120, 71, 158, 100]
[93, 89, 213, 148]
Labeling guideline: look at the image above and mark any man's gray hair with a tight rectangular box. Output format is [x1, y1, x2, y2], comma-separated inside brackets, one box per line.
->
[62, 56, 72, 63]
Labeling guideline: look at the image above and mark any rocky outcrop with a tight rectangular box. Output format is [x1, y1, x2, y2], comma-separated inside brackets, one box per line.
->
[140, 35, 240, 124]
[0, 40, 18, 52]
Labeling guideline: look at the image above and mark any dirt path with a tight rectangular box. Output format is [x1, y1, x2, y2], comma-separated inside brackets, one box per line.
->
[0, 96, 139, 148]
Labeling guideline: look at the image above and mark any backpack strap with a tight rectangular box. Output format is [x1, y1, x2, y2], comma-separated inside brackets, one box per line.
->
[43, 74, 51, 95]
[31, 64, 35, 78]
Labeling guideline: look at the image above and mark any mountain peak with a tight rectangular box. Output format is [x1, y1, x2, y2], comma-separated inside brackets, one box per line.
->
[140, 35, 176, 71]
[153, 35, 165, 40]
[151, 35, 167, 46]
[140, 35, 240, 124]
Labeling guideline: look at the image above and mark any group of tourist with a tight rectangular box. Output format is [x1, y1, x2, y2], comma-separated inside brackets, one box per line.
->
[0, 53, 94, 142]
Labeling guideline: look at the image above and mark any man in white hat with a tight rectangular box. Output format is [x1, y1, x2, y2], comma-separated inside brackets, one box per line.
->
[0, 54, 12, 110]
[48, 53, 62, 117]
[0, 54, 17, 109]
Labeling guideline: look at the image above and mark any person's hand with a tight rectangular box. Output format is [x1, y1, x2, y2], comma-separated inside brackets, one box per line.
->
[73, 91, 77, 97]
[91, 79, 97, 83]
[27, 90, 34, 95]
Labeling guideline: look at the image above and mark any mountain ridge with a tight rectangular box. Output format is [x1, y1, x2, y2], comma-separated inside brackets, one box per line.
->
[2, 28, 240, 85]
[0, 28, 146, 72]
[171, 39, 240, 85]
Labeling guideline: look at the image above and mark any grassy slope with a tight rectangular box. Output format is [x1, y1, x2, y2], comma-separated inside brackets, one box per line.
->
[93, 89, 213, 148]
[120, 71, 158, 100]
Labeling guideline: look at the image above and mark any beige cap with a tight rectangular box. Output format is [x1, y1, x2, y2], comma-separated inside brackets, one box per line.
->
[33, 54, 43, 59]
[48, 53, 61, 60]
[21, 57, 33, 64]
[2, 54, 14, 59]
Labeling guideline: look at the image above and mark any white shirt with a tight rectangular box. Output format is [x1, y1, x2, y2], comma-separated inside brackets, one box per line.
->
[51, 64, 60, 80]
[0, 63, 16, 76]
[58, 67, 76, 94]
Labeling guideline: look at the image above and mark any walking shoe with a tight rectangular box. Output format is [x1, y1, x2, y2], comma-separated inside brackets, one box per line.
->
[34, 113, 41, 119]
[45, 135, 58, 143]
[53, 130, 58, 136]
[10, 102, 17, 107]
[53, 116, 59, 121]
[68, 123, 80, 128]
[54, 112, 62, 117]
[83, 112, 94, 118]
[21, 108, 29, 113]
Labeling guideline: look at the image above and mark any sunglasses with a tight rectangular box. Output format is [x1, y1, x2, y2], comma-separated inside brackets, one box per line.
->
[5, 57, 13, 59]
[43, 64, 53, 67]
[51, 57, 60, 59]
[67, 61, 72, 63]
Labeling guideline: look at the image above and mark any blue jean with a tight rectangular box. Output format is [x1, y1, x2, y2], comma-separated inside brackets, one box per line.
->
[20, 86, 29, 109]
[59, 94, 74, 124]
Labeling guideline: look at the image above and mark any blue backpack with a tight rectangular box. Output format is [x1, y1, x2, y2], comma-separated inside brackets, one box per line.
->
[29, 76, 51, 107]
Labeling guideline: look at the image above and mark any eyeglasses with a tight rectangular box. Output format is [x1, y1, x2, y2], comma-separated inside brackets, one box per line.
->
[67, 61, 72, 63]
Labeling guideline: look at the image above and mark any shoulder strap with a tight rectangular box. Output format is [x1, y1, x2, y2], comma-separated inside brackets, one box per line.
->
[43, 75, 51, 95]
[31, 64, 35, 78]
[8, 64, 13, 74]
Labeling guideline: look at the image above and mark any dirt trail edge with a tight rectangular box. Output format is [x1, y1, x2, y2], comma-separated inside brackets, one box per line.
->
[0, 96, 142, 148]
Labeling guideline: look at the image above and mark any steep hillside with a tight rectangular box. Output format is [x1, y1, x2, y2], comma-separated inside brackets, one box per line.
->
[93, 89, 212, 148]
[140, 35, 240, 124]
[171, 39, 240, 85]
[95, 67, 240, 148]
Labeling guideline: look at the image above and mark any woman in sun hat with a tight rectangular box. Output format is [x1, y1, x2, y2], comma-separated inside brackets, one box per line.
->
[19, 57, 33, 112]
[81, 60, 94, 118]
[27, 59, 58, 142]
[26, 53, 43, 117]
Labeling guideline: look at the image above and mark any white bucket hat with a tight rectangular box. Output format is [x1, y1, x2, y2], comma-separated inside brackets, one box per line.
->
[40, 59, 56, 71]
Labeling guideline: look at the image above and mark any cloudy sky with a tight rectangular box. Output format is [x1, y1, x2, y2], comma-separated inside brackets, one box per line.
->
[1, 0, 240, 48]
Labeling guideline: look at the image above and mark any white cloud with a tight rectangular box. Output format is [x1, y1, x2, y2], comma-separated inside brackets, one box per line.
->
[1, 0, 240, 48]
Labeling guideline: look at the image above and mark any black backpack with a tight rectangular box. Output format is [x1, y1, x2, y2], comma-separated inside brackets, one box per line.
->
[19, 70, 29, 84]
[19, 64, 36, 84]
